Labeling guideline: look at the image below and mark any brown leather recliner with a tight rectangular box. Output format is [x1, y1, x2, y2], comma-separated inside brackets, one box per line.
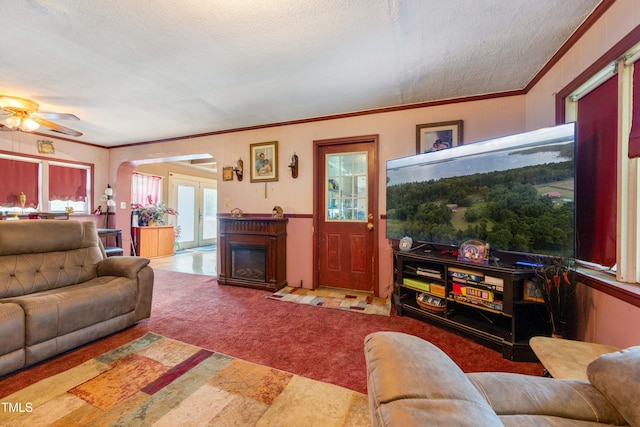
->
[0, 220, 153, 377]
[364, 331, 639, 426]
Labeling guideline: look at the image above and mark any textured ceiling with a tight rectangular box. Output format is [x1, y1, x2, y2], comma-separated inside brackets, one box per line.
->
[0, 0, 601, 147]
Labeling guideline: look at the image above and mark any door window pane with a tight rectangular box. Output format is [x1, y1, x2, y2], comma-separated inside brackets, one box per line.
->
[203, 187, 217, 240]
[325, 152, 367, 221]
[177, 185, 195, 242]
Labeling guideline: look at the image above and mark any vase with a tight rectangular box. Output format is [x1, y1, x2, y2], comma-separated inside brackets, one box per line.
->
[137, 215, 148, 227]
[19, 192, 26, 212]
[148, 220, 158, 227]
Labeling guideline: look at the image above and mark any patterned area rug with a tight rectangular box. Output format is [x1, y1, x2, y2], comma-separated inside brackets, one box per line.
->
[267, 286, 391, 316]
[2, 333, 369, 426]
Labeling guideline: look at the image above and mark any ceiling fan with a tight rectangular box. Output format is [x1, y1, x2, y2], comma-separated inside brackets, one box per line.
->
[0, 95, 83, 137]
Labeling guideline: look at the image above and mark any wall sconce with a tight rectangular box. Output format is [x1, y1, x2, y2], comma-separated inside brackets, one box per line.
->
[233, 157, 244, 181]
[104, 184, 116, 228]
[288, 152, 299, 178]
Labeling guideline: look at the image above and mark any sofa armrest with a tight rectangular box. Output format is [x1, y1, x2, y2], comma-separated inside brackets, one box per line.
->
[96, 257, 151, 279]
[364, 332, 501, 426]
[467, 373, 627, 425]
[97, 257, 154, 321]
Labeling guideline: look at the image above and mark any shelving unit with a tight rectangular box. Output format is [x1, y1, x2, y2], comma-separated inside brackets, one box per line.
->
[394, 248, 548, 361]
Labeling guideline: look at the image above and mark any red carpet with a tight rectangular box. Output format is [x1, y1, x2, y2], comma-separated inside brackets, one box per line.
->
[0, 270, 542, 397]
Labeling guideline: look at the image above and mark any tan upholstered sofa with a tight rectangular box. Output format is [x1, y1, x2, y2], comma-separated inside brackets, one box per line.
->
[0, 220, 153, 377]
[364, 331, 639, 426]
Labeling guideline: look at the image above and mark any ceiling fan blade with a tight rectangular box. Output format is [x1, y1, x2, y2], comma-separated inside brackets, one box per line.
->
[34, 112, 80, 121]
[33, 117, 83, 137]
[0, 95, 39, 111]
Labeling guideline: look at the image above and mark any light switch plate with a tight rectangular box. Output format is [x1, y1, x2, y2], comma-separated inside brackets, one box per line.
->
[120, 202, 127, 209]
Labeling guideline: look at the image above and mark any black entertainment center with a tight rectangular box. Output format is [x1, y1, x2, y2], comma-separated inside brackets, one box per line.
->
[386, 123, 577, 360]
[393, 247, 548, 361]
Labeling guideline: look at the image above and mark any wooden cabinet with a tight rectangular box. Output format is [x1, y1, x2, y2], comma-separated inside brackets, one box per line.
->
[394, 249, 547, 361]
[132, 226, 175, 258]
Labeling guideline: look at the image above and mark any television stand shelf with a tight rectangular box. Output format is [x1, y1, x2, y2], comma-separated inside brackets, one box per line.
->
[393, 248, 547, 361]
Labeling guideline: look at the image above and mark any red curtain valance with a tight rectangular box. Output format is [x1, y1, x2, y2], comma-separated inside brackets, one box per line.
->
[49, 165, 87, 202]
[0, 158, 39, 208]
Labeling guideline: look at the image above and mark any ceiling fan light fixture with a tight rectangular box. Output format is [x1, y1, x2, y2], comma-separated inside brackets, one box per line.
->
[20, 117, 40, 132]
[0, 95, 82, 137]
[3, 115, 22, 129]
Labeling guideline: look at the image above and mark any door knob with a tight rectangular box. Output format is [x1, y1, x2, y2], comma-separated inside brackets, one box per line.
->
[367, 223, 374, 231]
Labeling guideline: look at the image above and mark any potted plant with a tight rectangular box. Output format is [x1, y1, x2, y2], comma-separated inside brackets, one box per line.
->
[533, 257, 576, 338]
[132, 198, 178, 226]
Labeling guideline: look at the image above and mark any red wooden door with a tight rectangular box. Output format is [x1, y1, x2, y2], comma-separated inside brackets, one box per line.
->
[314, 136, 378, 294]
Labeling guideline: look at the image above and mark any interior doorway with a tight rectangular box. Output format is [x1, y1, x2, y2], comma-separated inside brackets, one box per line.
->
[313, 135, 379, 295]
[169, 173, 217, 250]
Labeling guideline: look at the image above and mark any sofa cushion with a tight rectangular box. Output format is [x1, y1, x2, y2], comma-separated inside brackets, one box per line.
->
[587, 346, 640, 426]
[0, 303, 25, 377]
[365, 332, 490, 405]
[0, 220, 101, 255]
[364, 332, 496, 426]
[0, 303, 24, 353]
[0, 221, 104, 298]
[0, 249, 104, 298]
[468, 373, 627, 425]
[378, 398, 502, 427]
[500, 414, 620, 426]
[4, 276, 137, 346]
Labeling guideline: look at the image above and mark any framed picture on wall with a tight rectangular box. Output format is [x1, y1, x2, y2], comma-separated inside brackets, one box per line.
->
[416, 120, 463, 154]
[250, 141, 279, 182]
[37, 140, 55, 154]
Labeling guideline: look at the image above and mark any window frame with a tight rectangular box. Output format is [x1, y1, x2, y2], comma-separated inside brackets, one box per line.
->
[0, 150, 94, 214]
[48, 160, 92, 213]
[131, 172, 162, 206]
[555, 29, 640, 293]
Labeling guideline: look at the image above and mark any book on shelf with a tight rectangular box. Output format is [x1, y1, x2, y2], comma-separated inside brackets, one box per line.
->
[452, 283, 495, 302]
[415, 267, 442, 279]
[402, 277, 431, 292]
[448, 268, 483, 283]
[451, 275, 502, 292]
[450, 293, 503, 311]
[483, 275, 504, 287]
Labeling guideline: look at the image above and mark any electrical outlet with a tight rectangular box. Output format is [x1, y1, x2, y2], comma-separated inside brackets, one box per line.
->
[120, 202, 127, 209]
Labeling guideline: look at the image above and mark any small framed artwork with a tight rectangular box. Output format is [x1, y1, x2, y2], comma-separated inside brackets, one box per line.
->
[37, 140, 55, 154]
[524, 280, 545, 303]
[416, 120, 463, 154]
[250, 141, 278, 182]
[222, 166, 234, 181]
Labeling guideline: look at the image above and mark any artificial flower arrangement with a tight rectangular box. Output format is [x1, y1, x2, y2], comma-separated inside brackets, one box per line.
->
[533, 257, 576, 338]
[132, 197, 178, 226]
